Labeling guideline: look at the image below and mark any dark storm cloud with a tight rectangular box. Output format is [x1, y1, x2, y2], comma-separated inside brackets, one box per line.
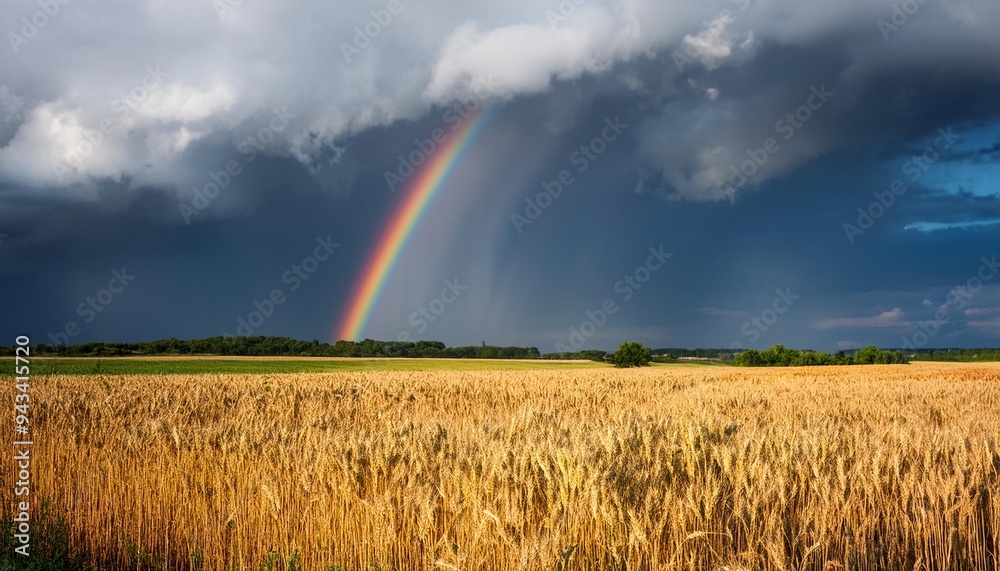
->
[632, 8, 1000, 201]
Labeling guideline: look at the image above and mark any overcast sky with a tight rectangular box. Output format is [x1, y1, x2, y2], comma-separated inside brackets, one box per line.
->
[1, 0, 999, 352]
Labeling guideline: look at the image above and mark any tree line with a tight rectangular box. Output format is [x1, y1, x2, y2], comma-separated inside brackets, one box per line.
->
[908, 348, 1000, 362]
[733, 345, 908, 367]
[2, 337, 994, 363]
[8, 337, 541, 359]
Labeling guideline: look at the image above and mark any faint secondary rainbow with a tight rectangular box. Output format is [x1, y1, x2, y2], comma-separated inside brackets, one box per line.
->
[337, 108, 495, 341]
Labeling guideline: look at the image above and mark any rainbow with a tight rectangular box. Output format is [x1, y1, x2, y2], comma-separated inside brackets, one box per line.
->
[336, 108, 495, 341]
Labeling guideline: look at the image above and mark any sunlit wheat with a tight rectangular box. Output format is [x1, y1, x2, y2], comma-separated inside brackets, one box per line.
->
[3, 362, 999, 570]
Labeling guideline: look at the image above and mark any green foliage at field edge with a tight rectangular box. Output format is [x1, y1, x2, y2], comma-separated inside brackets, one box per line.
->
[0, 357, 614, 376]
[733, 344, 908, 367]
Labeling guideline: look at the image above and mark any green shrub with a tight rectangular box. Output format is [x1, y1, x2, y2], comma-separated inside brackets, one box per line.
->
[611, 342, 652, 368]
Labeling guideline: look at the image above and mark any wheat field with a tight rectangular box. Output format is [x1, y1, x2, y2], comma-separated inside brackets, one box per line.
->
[4, 362, 1000, 570]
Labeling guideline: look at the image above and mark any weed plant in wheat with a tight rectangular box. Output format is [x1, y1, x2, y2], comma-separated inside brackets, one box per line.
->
[2, 362, 999, 570]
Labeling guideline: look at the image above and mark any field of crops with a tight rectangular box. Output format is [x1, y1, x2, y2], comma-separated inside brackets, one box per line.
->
[3, 361, 1000, 570]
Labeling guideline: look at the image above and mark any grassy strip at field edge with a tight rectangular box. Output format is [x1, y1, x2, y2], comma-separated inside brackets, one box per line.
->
[1, 356, 628, 375]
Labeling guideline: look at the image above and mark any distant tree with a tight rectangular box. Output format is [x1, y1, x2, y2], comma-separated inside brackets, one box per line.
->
[612, 342, 652, 368]
[476, 346, 499, 359]
[760, 344, 793, 366]
[332, 340, 360, 357]
[853, 345, 879, 364]
[578, 349, 607, 362]
[733, 349, 764, 367]
[853, 345, 908, 365]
